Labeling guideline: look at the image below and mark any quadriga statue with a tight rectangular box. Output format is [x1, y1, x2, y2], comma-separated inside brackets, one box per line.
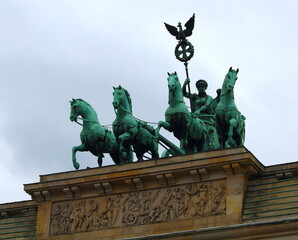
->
[215, 67, 245, 148]
[69, 98, 122, 169]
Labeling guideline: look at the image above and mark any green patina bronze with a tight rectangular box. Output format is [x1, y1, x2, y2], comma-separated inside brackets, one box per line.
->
[164, 14, 195, 111]
[215, 67, 246, 148]
[182, 79, 212, 114]
[69, 98, 122, 170]
[68, 15, 247, 167]
[182, 78, 220, 150]
[156, 72, 207, 153]
[112, 86, 159, 162]
[164, 14, 195, 62]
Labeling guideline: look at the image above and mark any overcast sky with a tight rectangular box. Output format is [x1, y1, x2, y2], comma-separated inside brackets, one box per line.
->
[0, 0, 297, 204]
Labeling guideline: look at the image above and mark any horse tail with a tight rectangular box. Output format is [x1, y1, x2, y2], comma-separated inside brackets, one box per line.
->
[237, 115, 246, 145]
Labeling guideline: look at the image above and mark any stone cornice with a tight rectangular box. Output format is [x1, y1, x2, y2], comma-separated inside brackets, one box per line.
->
[24, 147, 262, 202]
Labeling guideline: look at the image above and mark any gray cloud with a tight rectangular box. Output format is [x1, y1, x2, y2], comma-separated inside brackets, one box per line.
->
[0, 0, 298, 203]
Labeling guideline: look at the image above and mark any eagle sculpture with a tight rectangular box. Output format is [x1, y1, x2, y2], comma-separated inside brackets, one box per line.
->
[164, 14, 195, 41]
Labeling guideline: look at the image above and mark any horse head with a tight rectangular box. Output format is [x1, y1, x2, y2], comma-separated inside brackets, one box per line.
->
[70, 98, 94, 122]
[112, 85, 132, 113]
[224, 67, 239, 93]
[70, 98, 82, 122]
[112, 86, 121, 110]
[166, 72, 184, 104]
[167, 72, 179, 92]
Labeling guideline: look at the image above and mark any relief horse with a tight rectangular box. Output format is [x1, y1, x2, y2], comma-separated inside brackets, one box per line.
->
[156, 72, 207, 153]
[112, 86, 159, 162]
[70, 98, 121, 169]
[215, 67, 245, 148]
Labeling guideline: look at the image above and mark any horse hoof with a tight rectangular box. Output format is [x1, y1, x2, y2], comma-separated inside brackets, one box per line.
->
[97, 160, 103, 168]
[74, 162, 80, 170]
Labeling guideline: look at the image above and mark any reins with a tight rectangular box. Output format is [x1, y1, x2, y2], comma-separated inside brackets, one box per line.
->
[116, 103, 158, 125]
[74, 117, 113, 128]
[73, 99, 159, 129]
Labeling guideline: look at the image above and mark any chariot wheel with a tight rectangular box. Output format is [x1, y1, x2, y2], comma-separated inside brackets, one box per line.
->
[125, 213, 138, 225]
[175, 41, 194, 62]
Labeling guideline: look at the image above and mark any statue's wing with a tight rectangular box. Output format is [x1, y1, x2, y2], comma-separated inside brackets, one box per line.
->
[164, 22, 178, 37]
[184, 14, 195, 37]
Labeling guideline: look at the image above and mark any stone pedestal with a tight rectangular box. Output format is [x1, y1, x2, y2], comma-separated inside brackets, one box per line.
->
[24, 147, 263, 239]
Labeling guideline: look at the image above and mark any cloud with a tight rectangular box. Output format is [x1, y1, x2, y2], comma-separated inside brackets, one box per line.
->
[0, 0, 298, 203]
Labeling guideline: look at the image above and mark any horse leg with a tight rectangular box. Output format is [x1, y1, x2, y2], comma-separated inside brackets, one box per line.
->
[126, 149, 134, 163]
[195, 131, 207, 152]
[237, 115, 246, 146]
[109, 151, 120, 165]
[225, 118, 237, 148]
[151, 141, 160, 159]
[157, 121, 172, 135]
[96, 142, 104, 167]
[118, 132, 132, 160]
[145, 130, 160, 159]
[155, 121, 170, 144]
[72, 143, 88, 170]
[135, 148, 144, 162]
[143, 142, 159, 161]
[180, 137, 188, 152]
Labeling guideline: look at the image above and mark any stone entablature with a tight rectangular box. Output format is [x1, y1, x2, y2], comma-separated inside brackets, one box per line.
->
[23, 147, 262, 239]
[50, 180, 226, 235]
[24, 147, 260, 201]
[2, 147, 298, 239]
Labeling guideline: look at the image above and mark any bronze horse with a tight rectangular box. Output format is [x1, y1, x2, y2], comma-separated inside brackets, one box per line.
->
[215, 67, 245, 148]
[70, 98, 122, 169]
[156, 72, 207, 153]
[112, 86, 159, 162]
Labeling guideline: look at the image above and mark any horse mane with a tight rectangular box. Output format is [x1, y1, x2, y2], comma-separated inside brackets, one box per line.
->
[117, 87, 133, 113]
[221, 69, 237, 97]
[168, 73, 183, 103]
[75, 98, 95, 112]
[168, 73, 182, 88]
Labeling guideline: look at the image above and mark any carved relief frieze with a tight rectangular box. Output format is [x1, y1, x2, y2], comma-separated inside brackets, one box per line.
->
[50, 180, 226, 235]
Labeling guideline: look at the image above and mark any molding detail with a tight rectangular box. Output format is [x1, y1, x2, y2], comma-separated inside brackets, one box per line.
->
[102, 182, 112, 193]
[222, 164, 256, 176]
[190, 168, 209, 181]
[156, 173, 175, 186]
[63, 188, 73, 199]
[223, 164, 233, 175]
[199, 168, 209, 180]
[165, 173, 175, 184]
[33, 191, 44, 202]
[33, 190, 52, 202]
[132, 178, 143, 189]
[276, 172, 296, 180]
[156, 174, 167, 186]
[71, 187, 81, 197]
[94, 183, 105, 195]
[94, 182, 112, 194]
[42, 190, 52, 201]
[190, 169, 200, 181]
[0, 211, 9, 218]
[231, 163, 242, 174]
[50, 180, 226, 235]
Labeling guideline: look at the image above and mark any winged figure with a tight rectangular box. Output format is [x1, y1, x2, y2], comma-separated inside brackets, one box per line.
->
[164, 14, 195, 41]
